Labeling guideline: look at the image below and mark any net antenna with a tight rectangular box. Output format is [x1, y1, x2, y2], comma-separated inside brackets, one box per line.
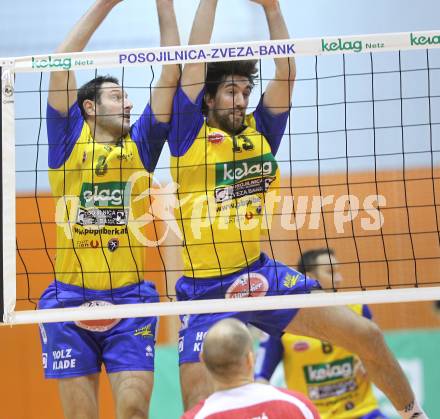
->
[1, 61, 16, 323]
[2, 30, 440, 325]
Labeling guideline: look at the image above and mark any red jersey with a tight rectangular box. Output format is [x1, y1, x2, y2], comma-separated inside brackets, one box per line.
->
[182, 383, 320, 419]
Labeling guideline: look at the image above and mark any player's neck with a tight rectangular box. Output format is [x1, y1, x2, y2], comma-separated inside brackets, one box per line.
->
[87, 121, 121, 145]
[213, 376, 253, 392]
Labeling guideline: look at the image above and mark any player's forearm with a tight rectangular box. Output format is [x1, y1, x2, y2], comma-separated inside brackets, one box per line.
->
[156, 0, 181, 84]
[262, 1, 296, 81]
[55, 0, 121, 54]
[188, 0, 218, 46]
[181, 0, 218, 100]
[357, 326, 415, 411]
[157, 0, 180, 48]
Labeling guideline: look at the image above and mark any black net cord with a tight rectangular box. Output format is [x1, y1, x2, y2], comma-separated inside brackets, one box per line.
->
[0, 66, 4, 322]
[314, 56, 335, 289]
[342, 54, 362, 290]
[33, 73, 56, 306]
[16, 239, 36, 308]
[398, 51, 418, 287]
[370, 53, 391, 289]
[118, 66, 144, 301]
[145, 65, 172, 301]
[426, 49, 440, 247]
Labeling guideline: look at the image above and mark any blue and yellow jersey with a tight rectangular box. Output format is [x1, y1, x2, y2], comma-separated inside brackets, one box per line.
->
[47, 102, 168, 290]
[168, 86, 289, 278]
[255, 305, 383, 419]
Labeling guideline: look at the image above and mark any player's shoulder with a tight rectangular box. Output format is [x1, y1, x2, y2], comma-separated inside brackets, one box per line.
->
[244, 98, 283, 133]
[274, 387, 319, 416]
[244, 111, 258, 130]
[181, 400, 205, 419]
[174, 83, 205, 110]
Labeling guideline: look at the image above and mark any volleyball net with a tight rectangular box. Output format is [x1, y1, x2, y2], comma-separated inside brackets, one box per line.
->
[2, 30, 440, 325]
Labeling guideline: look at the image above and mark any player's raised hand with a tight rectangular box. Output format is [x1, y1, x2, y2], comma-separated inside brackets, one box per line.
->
[249, 0, 279, 8]
[97, 0, 124, 7]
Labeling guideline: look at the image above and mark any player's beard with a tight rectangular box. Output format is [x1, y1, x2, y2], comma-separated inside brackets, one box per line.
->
[96, 105, 130, 140]
[106, 114, 130, 138]
[212, 108, 245, 135]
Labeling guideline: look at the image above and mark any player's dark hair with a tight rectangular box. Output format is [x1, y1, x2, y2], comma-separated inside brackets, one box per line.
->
[77, 75, 120, 119]
[296, 248, 335, 276]
[202, 60, 258, 115]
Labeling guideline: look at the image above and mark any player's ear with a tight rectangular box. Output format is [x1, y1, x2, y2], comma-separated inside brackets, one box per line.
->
[246, 350, 254, 369]
[83, 99, 96, 117]
[204, 93, 215, 110]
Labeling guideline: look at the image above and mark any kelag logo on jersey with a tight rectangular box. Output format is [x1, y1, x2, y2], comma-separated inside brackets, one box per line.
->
[80, 182, 130, 208]
[216, 153, 277, 185]
[214, 154, 277, 202]
[76, 182, 131, 227]
[304, 356, 354, 384]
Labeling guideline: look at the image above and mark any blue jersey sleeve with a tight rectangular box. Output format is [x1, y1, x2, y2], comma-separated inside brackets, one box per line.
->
[130, 103, 169, 172]
[168, 85, 205, 157]
[47, 102, 84, 169]
[254, 333, 284, 381]
[362, 304, 373, 320]
[253, 97, 289, 156]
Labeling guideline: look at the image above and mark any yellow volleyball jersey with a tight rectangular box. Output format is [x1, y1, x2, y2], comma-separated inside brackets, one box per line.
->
[281, 305, 380, 418]
[169, 87, 288, 278]
[48, 102, 167, 290]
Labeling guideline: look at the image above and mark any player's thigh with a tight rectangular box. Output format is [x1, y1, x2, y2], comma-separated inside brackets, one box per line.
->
[180, 362, 213, 411]
[108, 370, 153, 418]
[58, 373, 100, 419]
[285, 305, 382, 355]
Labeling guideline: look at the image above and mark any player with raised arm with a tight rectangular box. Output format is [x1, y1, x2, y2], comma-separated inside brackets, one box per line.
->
[168, 1, 427, 418]
[255, 249, 388, 419]
[37, 1, 180, 418]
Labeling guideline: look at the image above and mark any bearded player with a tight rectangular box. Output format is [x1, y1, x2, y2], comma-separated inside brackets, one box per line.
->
[168, 1, 426, 418]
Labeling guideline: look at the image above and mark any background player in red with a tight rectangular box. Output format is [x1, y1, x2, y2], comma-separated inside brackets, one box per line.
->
[182, 318, 320, 419]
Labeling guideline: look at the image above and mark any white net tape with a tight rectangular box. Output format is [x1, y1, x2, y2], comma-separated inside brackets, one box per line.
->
[2, 30, 440, 325]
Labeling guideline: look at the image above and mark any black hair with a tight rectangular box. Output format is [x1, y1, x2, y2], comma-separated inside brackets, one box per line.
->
[296, 248, 335, 276]
[77, 75, 119, 119]
[202, 60, 258, 115]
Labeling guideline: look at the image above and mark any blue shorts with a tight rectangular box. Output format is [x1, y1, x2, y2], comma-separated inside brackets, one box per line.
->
[38, 280, 159, 379]
[176, 253, 320, 364]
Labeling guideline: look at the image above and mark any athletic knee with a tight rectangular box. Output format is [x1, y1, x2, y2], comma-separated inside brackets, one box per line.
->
[181, 376, 212, 410]
[111, 373, 152, 419]
[182, 389, 207, 411]
[116, 390, 150, 419]
[180, 363, 213, 410]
